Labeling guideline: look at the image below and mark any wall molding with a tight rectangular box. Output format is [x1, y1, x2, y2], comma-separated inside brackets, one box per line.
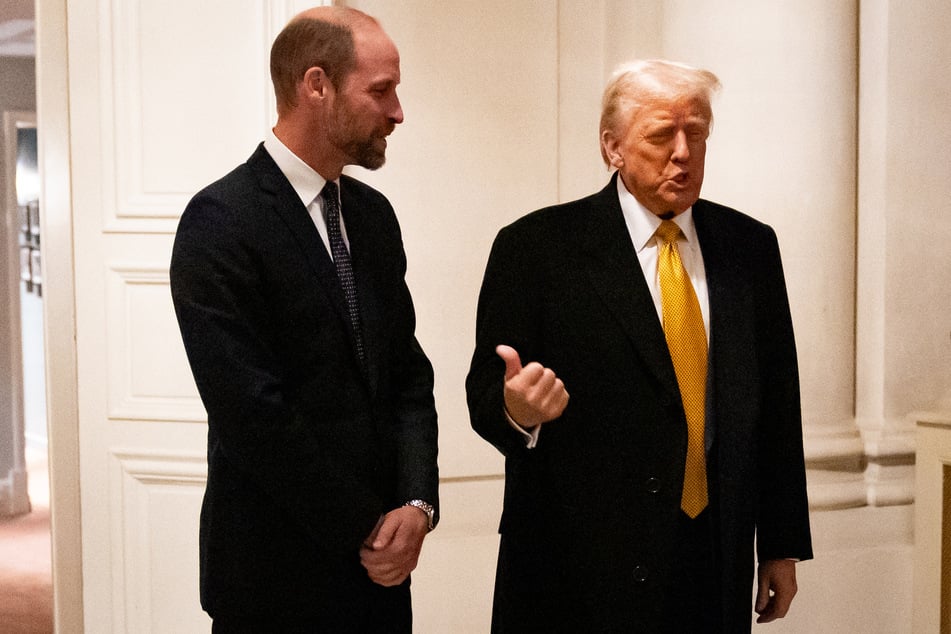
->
[110, 449, 208, 632]
[106, 264, 205, 422]
[96, 0, 291, 235]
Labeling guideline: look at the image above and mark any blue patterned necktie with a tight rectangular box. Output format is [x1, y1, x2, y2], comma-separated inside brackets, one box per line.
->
[321, 181, 365, 364]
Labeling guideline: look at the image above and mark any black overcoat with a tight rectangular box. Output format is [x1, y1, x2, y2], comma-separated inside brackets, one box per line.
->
[466, 174, 812, 632]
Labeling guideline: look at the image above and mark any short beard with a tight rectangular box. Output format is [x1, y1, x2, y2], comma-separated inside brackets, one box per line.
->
[329, 101, 389, 171]
[350, 138, 387, 171]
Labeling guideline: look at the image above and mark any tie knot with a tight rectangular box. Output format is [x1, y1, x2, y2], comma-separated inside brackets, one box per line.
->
[655, 219, 682, 245]
[322, 180, 339, 204]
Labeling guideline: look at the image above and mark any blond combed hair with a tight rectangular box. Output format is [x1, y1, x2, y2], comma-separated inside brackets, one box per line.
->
[599, 59, 721, 165]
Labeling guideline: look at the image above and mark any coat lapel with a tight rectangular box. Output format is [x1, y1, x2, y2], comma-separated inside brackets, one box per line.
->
[338, 178, 382, 393]
[247, 145, 371, 383]
[693, 201, 754, 404]
[579, 175, 680, 399]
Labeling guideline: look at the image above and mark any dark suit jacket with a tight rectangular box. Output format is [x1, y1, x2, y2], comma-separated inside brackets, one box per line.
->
[466, 174, 812, 632]
[170, 144, 438, 628]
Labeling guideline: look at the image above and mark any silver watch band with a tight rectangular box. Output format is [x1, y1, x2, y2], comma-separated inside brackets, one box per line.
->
[404, 499, 435, 531]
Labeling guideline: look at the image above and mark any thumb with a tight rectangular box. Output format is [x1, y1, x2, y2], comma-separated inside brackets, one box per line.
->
[495, 345, 523, 380]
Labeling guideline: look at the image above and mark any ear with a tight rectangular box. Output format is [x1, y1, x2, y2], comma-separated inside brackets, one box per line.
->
[301, 66, 331, 101]
[600, 129, 624, 168]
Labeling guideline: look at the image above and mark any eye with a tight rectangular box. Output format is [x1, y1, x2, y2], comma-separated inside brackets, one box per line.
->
[684, 119, 710, 140]
[369, 83, 393, 99]
[645, 128, 676, 144]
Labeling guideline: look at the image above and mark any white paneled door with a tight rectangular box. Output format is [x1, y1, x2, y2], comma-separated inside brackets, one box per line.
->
[52, 1, 325, 631]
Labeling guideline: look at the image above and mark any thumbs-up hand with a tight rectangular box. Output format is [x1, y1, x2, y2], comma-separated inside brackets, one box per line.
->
[495, 345, 569, 429]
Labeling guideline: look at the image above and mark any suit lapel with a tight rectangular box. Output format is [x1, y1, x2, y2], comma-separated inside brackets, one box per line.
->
[338, 178, 382, 393]
[579, 176, 680, 399]
[247, 146, 371, 383]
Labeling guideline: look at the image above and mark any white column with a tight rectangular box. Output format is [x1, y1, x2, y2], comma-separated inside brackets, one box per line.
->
[660, 0, 866, 509]
[856, 0, 951, 506]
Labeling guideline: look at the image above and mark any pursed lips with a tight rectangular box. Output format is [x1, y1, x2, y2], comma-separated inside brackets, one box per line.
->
[668, 171, 689, 186]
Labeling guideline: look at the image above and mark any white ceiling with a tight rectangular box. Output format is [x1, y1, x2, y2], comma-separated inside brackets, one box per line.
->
[0, 0, 34, 57]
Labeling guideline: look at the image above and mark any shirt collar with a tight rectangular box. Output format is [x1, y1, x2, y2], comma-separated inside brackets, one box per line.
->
[615, 175, 698, 253]
[263, 128, 331, 207]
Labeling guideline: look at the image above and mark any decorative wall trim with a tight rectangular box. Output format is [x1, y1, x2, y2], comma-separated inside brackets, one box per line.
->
[801, 419, 868, 509]
[110, 449, 207, 633]
[106, 264, 205, 422]
[859, 416, 917, 507]
[98, 0, 287, 235]
[803, 420, 865, 463]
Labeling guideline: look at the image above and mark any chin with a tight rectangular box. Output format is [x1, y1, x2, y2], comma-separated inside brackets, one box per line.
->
[360, 154, 387, 171]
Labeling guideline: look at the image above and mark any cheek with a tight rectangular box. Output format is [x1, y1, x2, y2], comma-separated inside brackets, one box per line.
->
[691, 142, 707, 162]
[638, 149, 670, 176]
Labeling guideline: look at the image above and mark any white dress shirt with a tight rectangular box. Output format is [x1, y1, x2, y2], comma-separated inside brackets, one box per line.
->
[616, 176, 710, 341]
[262, 129, 350, 255]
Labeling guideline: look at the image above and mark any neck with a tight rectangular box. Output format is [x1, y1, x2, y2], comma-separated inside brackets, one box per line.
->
[273, 119, 345, 181]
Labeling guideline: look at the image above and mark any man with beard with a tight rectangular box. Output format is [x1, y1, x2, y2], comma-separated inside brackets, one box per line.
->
[170, 7, 438, 631]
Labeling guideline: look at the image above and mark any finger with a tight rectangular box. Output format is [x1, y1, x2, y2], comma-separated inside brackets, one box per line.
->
[496, 345, 523, 380]
[531, 366, 558, 393]
[762, 590, 792, 622]
[546, 379, 570, 416]
[363, 514, 385, 548]
[754, 576, 770, 614]
[372, 570, 408, 587]
[533, 374, 568, 412]
[372, 515, 399, 550]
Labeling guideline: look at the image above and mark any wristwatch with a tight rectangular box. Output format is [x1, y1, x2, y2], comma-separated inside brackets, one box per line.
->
[404, 499, 435, 532]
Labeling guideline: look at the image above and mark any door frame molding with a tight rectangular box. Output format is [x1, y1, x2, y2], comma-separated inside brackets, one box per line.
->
[37, 0, 84, 629]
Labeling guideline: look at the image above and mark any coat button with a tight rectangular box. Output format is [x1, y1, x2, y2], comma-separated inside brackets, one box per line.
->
[645, 477, 661, 494]
[633, 565, 649, 583]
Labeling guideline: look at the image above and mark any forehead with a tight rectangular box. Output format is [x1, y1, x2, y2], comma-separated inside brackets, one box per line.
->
[632, 95, 711, 128]
[347, 26, 401, 84]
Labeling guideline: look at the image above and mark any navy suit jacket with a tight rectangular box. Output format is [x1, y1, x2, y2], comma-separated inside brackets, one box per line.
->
[170, 144, 438, 625]
[466, 174, 812, 632]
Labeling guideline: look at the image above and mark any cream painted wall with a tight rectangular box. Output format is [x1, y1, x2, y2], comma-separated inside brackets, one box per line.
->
[345, 3, 561, 628]
[346, 0, 561, 479]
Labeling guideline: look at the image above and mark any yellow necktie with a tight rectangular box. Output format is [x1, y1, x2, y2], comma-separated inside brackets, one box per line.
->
[656, 220, 708, 518]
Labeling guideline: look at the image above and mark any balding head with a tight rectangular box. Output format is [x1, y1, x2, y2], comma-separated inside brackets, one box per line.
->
[270, 6, 382, 115]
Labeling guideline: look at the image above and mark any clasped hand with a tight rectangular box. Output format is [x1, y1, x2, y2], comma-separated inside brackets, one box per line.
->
[359, 505, 429, 587]
[496, 344, 569, 428]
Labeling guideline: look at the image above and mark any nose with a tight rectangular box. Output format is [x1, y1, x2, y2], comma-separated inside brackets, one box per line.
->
[671, 129, 689, 162]
[390, 94, 404, 125]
